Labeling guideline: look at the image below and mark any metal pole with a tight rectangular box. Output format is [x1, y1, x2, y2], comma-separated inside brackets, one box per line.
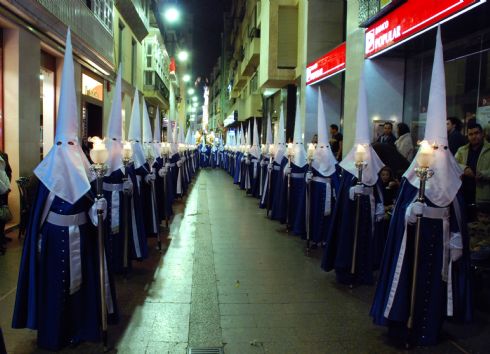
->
[286, 156, 291, 232]
[350, 164, 364, 287]
[266, 157, 273, 218]
[305, 163, 312, 255]
[95, 171, 108, 351]
[406, 168, 429, 348]
[122, 169, 130, 273]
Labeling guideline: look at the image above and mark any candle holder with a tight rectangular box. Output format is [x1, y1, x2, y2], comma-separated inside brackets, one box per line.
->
[121, 141, 132, 273]
[406, 142, 435, 348]
[88, 136, 109, 350]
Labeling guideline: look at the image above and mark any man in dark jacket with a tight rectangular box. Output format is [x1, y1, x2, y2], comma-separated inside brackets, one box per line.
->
[447, 117, 467, 155]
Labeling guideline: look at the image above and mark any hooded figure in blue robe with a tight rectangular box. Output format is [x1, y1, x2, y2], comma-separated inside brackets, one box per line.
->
[321, 64, 385, 285]
[12, 29, 117, 350]
[370, 28, 472, 346]
[259, 114, 274, 209]
[270, 108, 288, 221]
[306, 88, 340, 245]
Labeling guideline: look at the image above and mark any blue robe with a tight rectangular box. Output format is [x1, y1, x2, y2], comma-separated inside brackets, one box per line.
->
[169, 153, 181, 198]
[370, 180, 472, 346]
[126, 164, 149, 260]
[234, 152, 242, 185]
[307, 167, 340, 244]
[289, 163, 308, 235]
[321, 171, 383, 285]
[103, 168, 127, 273]
[249, 155, 261, 198]
[270, 157, 289, 222]
[12, 182, 117, 350]
[136, 163, 159, 237]
[257, 156, 269, 206]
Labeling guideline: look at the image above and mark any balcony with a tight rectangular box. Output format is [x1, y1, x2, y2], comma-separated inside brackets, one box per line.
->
[115, 0, 150, 42]
[35, 0, 114, 67]
[240, 36, 260, 77]
[232, 66, 247, 92]
[143, 71, 170, 109]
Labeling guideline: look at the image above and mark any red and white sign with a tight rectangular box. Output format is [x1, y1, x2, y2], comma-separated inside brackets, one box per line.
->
[365, 0, 486, 57]
[306, 42, 346, 85]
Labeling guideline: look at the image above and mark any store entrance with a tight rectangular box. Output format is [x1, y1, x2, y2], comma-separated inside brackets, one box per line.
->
[85, 101, 103, 138]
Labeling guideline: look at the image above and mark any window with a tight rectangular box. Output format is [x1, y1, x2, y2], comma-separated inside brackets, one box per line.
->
[131, 39, 137, 85]
[118, 22, 124, 66]
[92, 0, 114, 33]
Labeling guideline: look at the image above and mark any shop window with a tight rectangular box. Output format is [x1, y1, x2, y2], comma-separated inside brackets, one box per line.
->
[82, 73, 104, 101]
[403, 30, 490, 141]
[40, 51, 56, 159]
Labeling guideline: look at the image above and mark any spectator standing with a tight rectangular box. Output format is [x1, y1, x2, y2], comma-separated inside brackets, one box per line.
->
[394, 122, 414, 161]
[455, 122, 490, 218]
[329, 124, 343, 161]
[376, 122, 396, 145]
[0, 155, 11, 255]
[447, 117, 467, 155]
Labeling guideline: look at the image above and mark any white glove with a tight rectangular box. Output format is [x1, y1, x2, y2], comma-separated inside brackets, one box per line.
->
[284, 166, 292, 176]
[267, 163, 273, 171]
[89, 197, 107, 226]
[158, 167, 167, 177]
[406, 201, 426, 224]
[349, 185, 365, 200]
[375, 203, 385, 222]
[181, 156, 186, 162]
[176, 160, 183, 168]
[145, 173, 156, 184]
[245, 158, 251, 165]
[450, 232, 463, 262]
[305, 171, 313, 184]
[123, 179, 133, 195]
[165, 162, 171, 168]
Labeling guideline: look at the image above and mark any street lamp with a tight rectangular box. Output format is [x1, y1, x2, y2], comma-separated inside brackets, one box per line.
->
[192, 96, 198, 102]
[188, 88, 195, 95]
[183, 74, 191, 82]
[164, 6, 180, 23]
[177, 50, 189, 62]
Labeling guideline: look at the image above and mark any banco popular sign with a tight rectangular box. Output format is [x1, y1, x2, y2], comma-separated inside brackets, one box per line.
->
[365, 0, 486, 58]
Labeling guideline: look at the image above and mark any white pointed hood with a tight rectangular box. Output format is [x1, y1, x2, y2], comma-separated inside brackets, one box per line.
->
[266, 113, 273, 146]
[250, 118, 261, 158]
[404, 27, 462, 207]
[105, 66, 124, 176]
[340, 65, 384, 186]
[185, 127, 191, 145]
[153, 107, 161, 157]
[142, 100, 156, 161]
[274, 106, 287, 162]
[292, 96, 307, 167]
[34, 28, 93, 204]
[313, 87, 337, 176]
[128, 90, 146, 169]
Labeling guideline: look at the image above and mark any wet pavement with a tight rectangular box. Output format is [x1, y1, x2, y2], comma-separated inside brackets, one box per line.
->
[1, 169, 489, 353]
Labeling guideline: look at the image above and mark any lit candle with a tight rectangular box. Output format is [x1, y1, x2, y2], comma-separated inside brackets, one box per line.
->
[307, 143, 315, 160]
[261, 144, 267, 154]
[123, 141, 133, 160]
[416, 140, 434, 168]
[268, 144, 275, 156]
[89, 136, 109, 164]
[354, 144, 367, 164]
[287, 142, 294, 156]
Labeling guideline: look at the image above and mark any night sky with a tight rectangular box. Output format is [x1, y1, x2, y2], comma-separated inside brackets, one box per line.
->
[188, 0, 231, 80]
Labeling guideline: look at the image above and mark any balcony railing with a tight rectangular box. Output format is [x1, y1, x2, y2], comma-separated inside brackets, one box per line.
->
[37, 0, 114, 64]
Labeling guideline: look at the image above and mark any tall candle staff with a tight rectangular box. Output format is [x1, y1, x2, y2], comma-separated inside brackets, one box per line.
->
[305, 143, 315, 255]
[406, 140, 434, 347]
[160, 142, 170, 228]
[286, 143, 294, 232]
[121, 141, 133, 273]
[144, 145, 160, 251]
[266, 144, 275, 218]
[350, 143, 367, 287]
[89, 136, 109, 351]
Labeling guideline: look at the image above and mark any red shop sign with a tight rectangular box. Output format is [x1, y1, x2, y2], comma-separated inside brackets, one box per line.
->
[306, 42, 346, 85]
[365, 0, 486, 58]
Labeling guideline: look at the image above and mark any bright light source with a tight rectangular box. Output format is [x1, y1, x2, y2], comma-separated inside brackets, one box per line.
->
[192, 96, 198, 102]
[164, 6, 180, 23]
[177, 50, 189, 62]
[188, 88, 195, 95]
[193, 102, 198, 107]
[183, 74, 191, 82]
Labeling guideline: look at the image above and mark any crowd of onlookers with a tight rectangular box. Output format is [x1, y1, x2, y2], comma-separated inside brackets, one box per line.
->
[342, 117, 490, 256]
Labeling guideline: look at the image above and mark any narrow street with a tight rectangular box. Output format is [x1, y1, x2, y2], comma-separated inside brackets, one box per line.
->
[0, 169, 488, 353]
